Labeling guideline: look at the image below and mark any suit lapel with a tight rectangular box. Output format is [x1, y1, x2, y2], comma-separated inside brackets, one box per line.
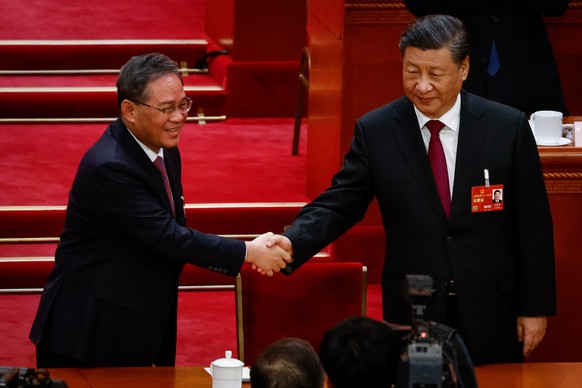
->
[392, 100, 448, 222]
[450, 92, 488, 221]
[164, 149, 187, 225]
[112, 119, 181, 220]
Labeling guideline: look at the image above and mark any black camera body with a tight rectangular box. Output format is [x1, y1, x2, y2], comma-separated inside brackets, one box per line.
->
[395, 274, 478, 388]
[0, 367, 67, 388]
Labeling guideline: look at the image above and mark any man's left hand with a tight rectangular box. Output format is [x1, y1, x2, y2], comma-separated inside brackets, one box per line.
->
[517, 316, 547, 357]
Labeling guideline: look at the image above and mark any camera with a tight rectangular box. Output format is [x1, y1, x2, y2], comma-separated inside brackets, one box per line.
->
[395, 275, 478, 388]
[0, 367, 67, 388]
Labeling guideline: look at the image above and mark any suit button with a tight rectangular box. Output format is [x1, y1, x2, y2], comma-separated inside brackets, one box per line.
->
[446, 236, 453, 243]
[441, 282, 449, 290]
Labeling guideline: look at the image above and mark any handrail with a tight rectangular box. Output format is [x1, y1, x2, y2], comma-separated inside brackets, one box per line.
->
[0, 234, 260, 244]
[0, 116, 227, 124]
[0, 68, 208, 76]
[292, 47, 311, 155]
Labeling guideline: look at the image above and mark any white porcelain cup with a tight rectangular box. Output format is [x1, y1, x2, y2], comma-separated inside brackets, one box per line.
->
[529, 110, 564, 145]
[210, 350, 243, 388]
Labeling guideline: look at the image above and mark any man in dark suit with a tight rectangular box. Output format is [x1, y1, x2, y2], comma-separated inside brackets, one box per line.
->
[29, 53, 291, 368]
[404, 0, 570, 116]
[270, 15, 556, 365]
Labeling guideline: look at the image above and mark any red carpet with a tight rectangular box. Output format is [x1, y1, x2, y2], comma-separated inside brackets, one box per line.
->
[0, 118, 308, 206]
[0, 286, 383, 368]
[0, 0, 206, 40]
[0, 291, 236, 368]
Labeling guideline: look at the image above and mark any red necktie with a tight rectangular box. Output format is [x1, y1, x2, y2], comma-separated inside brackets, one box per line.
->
[426, 120, 451, 218]
[153, 156, 175, 217]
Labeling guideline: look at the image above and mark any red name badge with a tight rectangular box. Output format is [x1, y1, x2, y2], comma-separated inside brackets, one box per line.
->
[471, 184, 504, 213]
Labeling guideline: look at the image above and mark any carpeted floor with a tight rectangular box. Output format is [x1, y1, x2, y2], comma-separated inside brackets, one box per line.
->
[0, 291, 236, 368]
[0, 118, 308, 206]
[0, 285, 383, 368]
[0, 0, 206, 40]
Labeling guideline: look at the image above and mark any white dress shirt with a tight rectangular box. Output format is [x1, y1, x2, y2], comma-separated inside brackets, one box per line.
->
[413, 94, 461, 199]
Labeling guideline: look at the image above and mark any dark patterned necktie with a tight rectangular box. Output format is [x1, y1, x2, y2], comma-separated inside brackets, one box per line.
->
[487, 40, 500, 76]
[153, 156, 175, 217]
[426, 120, 451, 218]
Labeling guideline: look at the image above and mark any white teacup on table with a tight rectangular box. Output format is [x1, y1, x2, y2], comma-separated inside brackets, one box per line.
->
[529, 110, 573, 146]
[207, 350, 246, 388]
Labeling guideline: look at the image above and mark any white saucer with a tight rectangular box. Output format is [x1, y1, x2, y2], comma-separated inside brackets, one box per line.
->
[536, 137, 572, 146]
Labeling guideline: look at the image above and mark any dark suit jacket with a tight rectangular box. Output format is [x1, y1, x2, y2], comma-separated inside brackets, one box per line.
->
[282, 91, 556, 364]
[30, 118, 246, 366]
[404, 0, 569, 115]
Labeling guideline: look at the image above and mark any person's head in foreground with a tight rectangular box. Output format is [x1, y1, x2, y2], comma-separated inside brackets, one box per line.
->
[319, 316, 403, 388]
[251, 337, 325, 388]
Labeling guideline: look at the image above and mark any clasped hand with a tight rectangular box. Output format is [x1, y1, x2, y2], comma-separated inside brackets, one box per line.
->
[244, 233, 293, 276]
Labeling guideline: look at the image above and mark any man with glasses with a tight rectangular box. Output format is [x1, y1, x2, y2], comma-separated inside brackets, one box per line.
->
[29, 53, 291, 368]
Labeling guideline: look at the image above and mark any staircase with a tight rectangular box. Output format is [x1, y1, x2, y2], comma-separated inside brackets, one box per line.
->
[0, 0, 386, 369]
[0, 39, 229, 121]
[0, 0, 308, 282]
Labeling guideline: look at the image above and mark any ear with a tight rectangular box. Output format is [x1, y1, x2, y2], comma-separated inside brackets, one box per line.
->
[460, 55, 470, 81]
[120, 100, 136, 124]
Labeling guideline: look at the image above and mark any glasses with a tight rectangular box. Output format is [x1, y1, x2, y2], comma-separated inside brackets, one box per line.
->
[130, 97, 193, 116]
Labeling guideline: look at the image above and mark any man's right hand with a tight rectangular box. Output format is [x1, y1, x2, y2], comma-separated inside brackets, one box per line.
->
[244, 232, 292, 276]
[267, 234, 293, 256]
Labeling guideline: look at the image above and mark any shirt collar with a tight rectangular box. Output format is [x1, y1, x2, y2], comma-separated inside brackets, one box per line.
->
[414, 93, 461, 133]
[125, 127, 164, 162]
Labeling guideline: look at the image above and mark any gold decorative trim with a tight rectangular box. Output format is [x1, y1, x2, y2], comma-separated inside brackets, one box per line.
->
[344, 2, 582, 25]
[344, 2, 412, 24]
[344, 1, 581, 10]
[544, 172, 582, 193]
[345, 2, 405, 10]
[545, 180, 582, 193]
[544, 172, 582, 179]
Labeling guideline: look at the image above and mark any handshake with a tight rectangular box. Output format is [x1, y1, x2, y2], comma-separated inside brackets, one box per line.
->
[244, 232, 293, 276]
